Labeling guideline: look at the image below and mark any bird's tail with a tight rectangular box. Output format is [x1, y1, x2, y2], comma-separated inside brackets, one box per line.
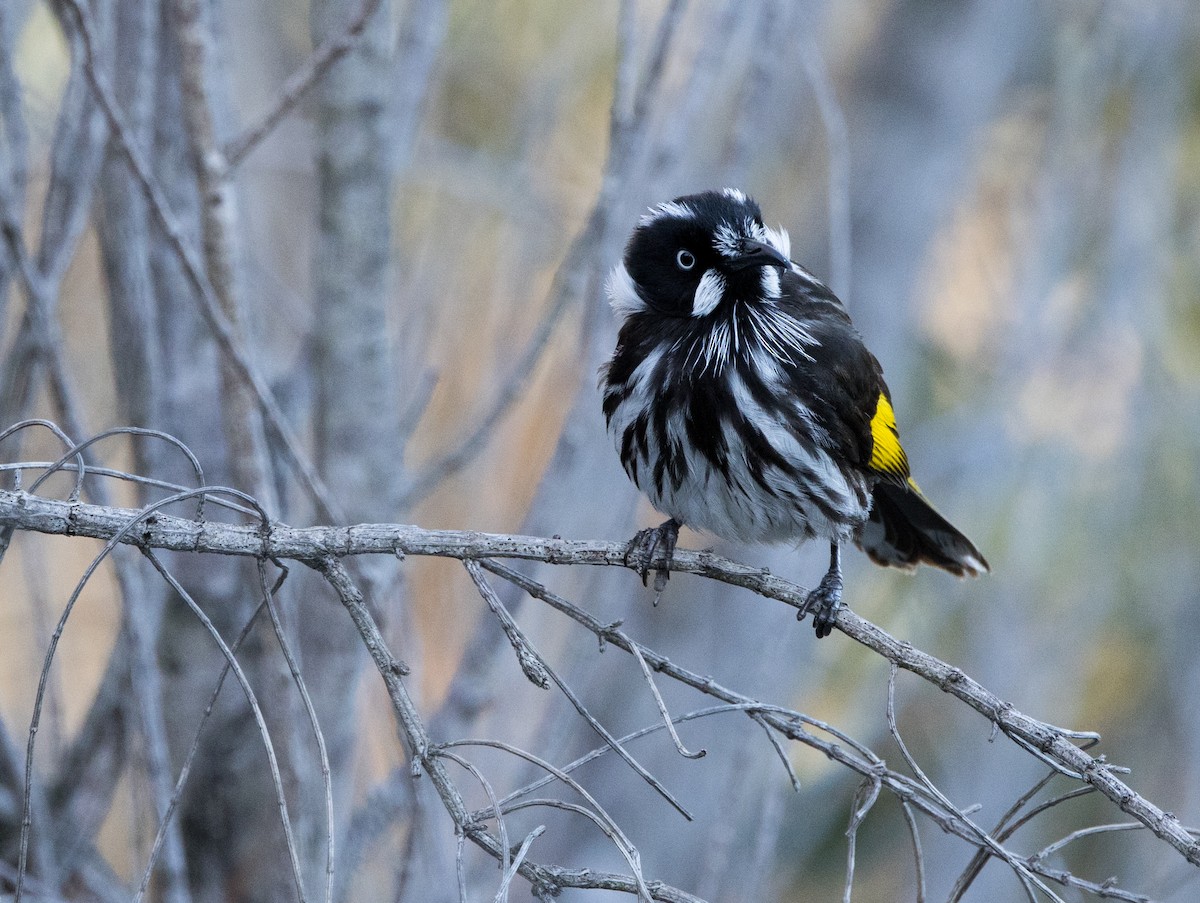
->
[856, 480, 989, 576]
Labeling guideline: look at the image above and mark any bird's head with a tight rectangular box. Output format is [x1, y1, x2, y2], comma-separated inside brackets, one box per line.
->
[607, 188, 792, 323]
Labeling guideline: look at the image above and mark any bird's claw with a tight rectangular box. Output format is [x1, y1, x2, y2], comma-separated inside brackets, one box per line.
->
[624, 518, 680, 600]
[801, 569, 843, 638]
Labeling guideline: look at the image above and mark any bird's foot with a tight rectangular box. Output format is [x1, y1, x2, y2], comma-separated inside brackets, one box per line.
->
[801, 568, 843, 639]
[624, 518, 680, 601]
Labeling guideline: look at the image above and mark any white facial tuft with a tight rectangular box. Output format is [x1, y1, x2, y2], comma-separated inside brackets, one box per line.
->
[760, 266, 781, 299]
[714, 223, 741, 259]
[606, 262, 646, 323]
[691, 268, 725, 317]
[722, 187, 748, 203]
[763, 224, 791, 260]
[639, 200, 695, 227]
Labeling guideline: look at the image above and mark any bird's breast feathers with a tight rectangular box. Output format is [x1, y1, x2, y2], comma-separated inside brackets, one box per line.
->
[603, 327, 874, 544]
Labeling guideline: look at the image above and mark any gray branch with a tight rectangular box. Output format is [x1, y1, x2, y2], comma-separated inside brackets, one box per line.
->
[1, 485, 1196, 873]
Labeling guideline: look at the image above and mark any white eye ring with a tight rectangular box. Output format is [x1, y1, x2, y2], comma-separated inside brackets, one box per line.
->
[676, 249, 696, 271]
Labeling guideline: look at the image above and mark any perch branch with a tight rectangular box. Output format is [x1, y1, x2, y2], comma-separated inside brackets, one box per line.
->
[0, 487, 1196, 870]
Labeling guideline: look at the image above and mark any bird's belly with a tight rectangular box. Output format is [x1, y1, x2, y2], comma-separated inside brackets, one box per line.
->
[649, 456, 866, 545]
[609, 399, 870, 545]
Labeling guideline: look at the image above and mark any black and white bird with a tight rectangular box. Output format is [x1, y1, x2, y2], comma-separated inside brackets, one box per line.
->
[601, 189, 988, 637]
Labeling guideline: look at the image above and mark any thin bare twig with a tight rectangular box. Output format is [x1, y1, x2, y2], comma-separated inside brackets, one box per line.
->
[900, 801, 926, 903]
[626, 637, 706, 760]
[313, 557, 697, 902]
[478, 703, 801, 822]
[843, 777, 881, 903]
[495, 825, 546, 903]
[463, 560, 693, 821]
[463, 559, 549, 688]
[258, 559, 336, 903]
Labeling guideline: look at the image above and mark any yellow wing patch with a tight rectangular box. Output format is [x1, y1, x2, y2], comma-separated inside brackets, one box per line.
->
[869, 392, 910, 482]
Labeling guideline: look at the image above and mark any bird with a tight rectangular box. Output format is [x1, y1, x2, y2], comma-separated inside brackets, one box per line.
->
[600, 189, 988, 638]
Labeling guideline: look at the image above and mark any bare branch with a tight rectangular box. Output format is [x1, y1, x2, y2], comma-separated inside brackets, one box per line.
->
[257, 559, 336, 903]
[13, 490, 1193, 851]
[626, 637, 706, 760]
[495, 825, 546, 903]
[313, 556, 696, 902]
[463, 559, 549, 689]
[463, 559, 692, 820]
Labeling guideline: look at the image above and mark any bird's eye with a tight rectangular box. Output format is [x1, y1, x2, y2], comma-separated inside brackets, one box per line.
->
[676, 249, 696, 271]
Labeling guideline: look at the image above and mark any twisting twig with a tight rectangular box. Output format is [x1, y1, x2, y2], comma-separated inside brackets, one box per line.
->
[143, 548, 310, 903]
[0, 419, 86, 510]
[626, 638, 706, 760]
[134, 596, 269, 903]
[437, 739, 655, 903]
[0, 422, 85, 564]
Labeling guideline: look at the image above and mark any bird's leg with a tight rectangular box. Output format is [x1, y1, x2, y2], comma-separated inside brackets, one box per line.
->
[802, 542, 844, 638]
[624, 518, 681, 600]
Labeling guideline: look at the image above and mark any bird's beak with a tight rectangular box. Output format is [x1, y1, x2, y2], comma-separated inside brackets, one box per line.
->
[727, 239, 790, 272]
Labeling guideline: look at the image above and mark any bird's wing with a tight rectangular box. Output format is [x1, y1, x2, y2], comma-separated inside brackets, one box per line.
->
[775, 275, 910, 486]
